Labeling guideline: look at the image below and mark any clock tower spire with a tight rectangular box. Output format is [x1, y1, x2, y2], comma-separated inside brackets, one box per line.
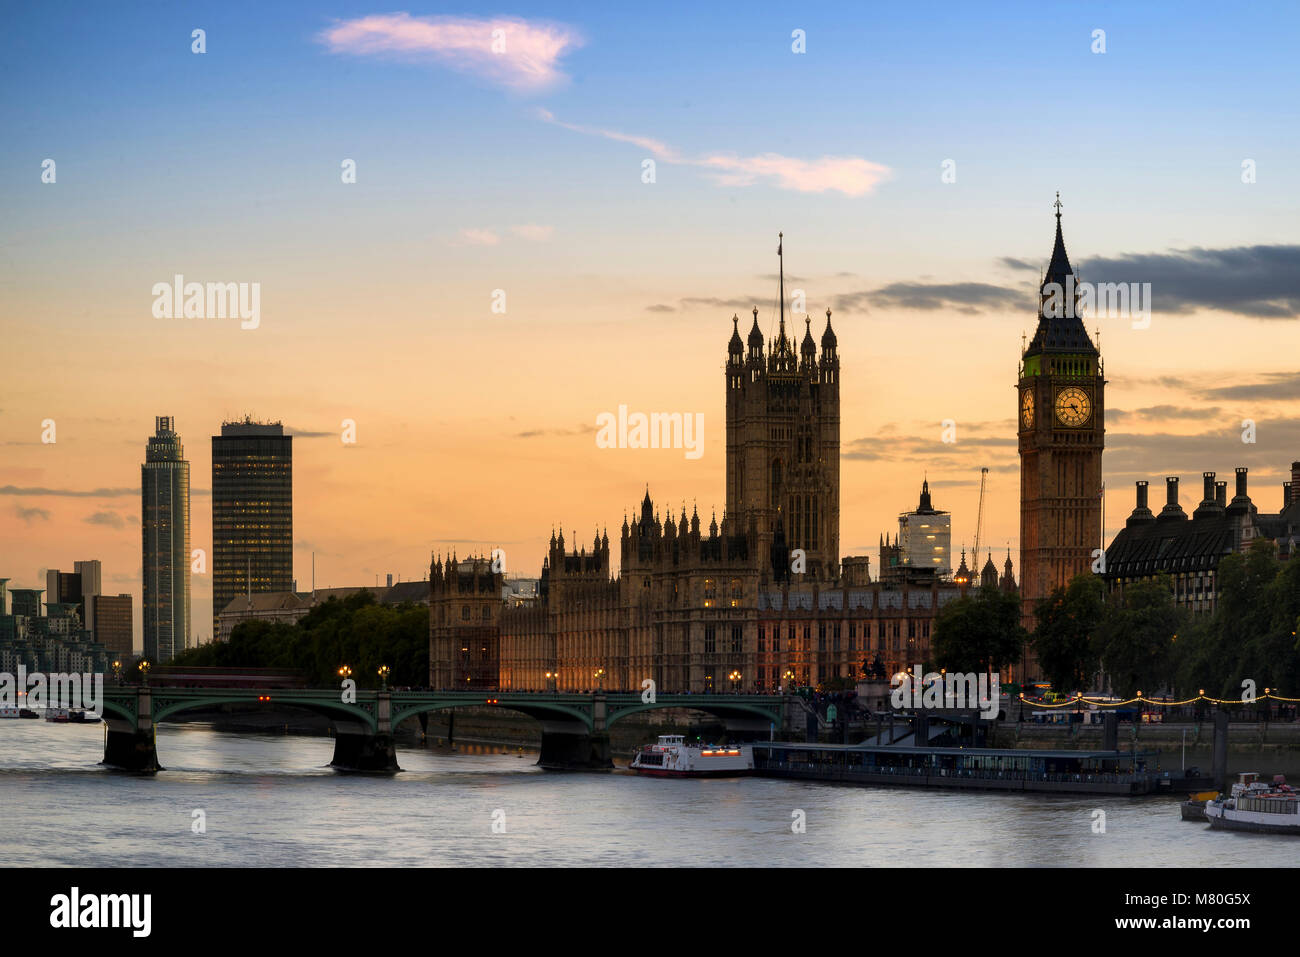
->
[1018, 195, 1105, 675]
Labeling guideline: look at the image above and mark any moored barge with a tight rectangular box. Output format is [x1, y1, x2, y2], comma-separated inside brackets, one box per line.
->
[753, 741, 1166, 795]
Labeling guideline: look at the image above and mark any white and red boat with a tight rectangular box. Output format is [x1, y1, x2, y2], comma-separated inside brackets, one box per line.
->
[1204, 773, 1300, 835]
[628, 735, 754, 777]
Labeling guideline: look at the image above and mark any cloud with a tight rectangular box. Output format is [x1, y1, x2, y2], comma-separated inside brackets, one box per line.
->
[84, 511, 125, 529]
[539, 109, 889, 197]
[284, 427, 336, 438]
[0, 485, 136, 498]
[1199, 372, 1300, 402]
[458, 228, 500, 246]
[318, 13, 583, 92]
[1075, 245, 1300, 319]
[1107, 405, 1226, 424]
[514, 424, 595, 439]
[14, 504, 49, 523]
[832, 282, 1024, 314]
[509, 224, 554, 242]
[1104, 418, 1300, 484]
[645, 304, 675, 313]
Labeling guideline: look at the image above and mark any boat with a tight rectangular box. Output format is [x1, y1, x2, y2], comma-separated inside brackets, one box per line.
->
[1180, 789, 1220, 821]
[1204, 773, 1300, 835]
[68, 710, 100, 723]
[44, 708, 70, 723]
[628, 735, 754, 777]
[0, 707, 21, 719]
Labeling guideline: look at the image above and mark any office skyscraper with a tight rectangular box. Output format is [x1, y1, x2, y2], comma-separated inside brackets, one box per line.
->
[212, 420, 293, 636]
[142, 416, 192, 662]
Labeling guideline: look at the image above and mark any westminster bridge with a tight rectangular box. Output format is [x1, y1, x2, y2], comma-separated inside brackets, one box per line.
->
[98, 687, 789, 773]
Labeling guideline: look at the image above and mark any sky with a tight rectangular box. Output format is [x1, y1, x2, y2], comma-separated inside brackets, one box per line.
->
[3, 1, 1299, 648]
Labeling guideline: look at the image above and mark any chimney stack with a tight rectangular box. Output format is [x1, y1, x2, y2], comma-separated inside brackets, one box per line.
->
[1127, 480, 1156, 526]
[1215, 481, 1227, 509]
[1227, 466, 1252, 514]
[1194, 471, 1222, 519]
[1158, 476, 1187, 522]
[1292, 461, 1300, 505]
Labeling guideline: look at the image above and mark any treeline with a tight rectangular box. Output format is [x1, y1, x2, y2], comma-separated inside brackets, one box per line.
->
[173, 590, 428, 687]
[1032, 540, 1300, 697]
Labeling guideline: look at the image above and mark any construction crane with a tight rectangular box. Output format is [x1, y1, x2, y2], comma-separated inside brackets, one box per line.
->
[972, 467, 989, 573]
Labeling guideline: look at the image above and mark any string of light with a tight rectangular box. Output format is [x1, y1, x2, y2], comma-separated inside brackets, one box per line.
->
[1017, 690, 1299, 708]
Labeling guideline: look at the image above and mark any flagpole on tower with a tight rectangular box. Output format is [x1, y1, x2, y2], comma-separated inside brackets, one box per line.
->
[778, 232, 784, 334]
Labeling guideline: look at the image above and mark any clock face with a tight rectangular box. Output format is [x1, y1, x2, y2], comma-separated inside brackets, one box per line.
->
[1055, 386, 1092, 427]
[1021, 389, 1035, 428]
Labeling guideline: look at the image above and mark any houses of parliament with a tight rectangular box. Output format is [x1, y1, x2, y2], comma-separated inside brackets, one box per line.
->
[427, 217, 1121, 693]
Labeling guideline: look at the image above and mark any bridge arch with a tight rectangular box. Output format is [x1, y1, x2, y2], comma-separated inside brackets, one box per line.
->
[390, 699, 593, 733]
[149, 692, 378, 730]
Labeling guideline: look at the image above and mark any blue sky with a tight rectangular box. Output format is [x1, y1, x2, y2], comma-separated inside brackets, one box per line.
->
[3, 1, 1298, 642]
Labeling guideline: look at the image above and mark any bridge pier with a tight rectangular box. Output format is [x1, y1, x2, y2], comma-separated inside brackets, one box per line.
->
[330, 731, 399, 773]
[537, 694, 611, 770]
[537, 728, 612, 770]
[102, 687, 162, 772]
[330, 693, 400, 774]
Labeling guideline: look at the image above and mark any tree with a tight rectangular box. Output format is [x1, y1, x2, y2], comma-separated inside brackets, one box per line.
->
[932, 586, 1026, 674]
[1031, 573, 1107, 693]
[1095, 574, 1181, 698]
[172, 590, 429, 686]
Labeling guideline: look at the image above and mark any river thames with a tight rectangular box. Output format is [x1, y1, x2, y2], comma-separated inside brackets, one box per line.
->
[1, 721, 1292, 867]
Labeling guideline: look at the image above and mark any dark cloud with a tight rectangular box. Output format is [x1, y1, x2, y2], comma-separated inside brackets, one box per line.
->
[0, 484, 209, 498]
[515, 424, 595, 439]
[84, 511, 125, 529]
[284, 426, 335, 438]
[645, 304, 675, 313]
[0, 485, 136, 497]
[1199, 372, 1300, 402]
[1104, 417, 1300, 487]
[1107, 405, 1226, 424]
[1076, 244, 1300, 319]
[679, 295, 766, 311]
[834, 282, 1025, 315]
[999, 257, 1038, 272]
[14, 504, 50, 523]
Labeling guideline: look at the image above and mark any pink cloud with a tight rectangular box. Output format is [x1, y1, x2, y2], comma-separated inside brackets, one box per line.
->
[510, 224, 554, 242]
[319, 13, 583, 92]
[458, 228, 500, 246]
[538, 109, 889, 196]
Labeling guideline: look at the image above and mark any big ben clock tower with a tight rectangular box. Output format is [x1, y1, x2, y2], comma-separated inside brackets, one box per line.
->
[1018, 195, 1105, 660]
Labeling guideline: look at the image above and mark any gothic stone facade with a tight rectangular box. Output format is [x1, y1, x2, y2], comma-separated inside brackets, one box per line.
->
[429, 243, 1013, 693]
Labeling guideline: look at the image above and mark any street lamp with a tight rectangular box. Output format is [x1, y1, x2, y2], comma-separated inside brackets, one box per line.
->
[594, 668, 605, 692]
[137, 660, 151, 686]
[338, 664, 352, 680]
[112, 660, 122, 685]
[729, 669, 742, 693]
[545, 671, 556, 693]
[377, 665, 390, 690]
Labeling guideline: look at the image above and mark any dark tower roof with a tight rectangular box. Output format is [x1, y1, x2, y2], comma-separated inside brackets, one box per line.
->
[747, 307, 763, 349]
[801, 316, 816, 355]
[728, 314, 743, 354]
[820, 308, 836, 350]
[1024, 194, 1098, 358]
[916, 478, 936, 514]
